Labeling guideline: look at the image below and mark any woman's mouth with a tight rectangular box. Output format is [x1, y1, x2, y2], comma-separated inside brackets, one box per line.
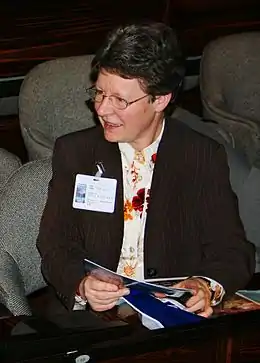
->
[104, 121, 122, 129]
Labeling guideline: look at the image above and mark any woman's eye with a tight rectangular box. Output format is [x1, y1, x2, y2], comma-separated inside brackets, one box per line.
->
[96, 90, 103, 96]
[115, 96, 125, 104]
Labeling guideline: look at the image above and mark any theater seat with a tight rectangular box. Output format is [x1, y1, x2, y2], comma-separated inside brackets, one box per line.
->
[0, 148, 21, 188]
[0, 158, 51, 315]
[200, 32, 260, 168]
[19, 54, 97, 161]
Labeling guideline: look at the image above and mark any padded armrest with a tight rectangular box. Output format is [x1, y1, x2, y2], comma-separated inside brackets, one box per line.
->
[0, 148, 22, 187]
[0, 251, 32, 315]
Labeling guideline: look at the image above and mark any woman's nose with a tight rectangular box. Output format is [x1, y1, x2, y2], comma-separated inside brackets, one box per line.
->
[95, 96, 113, 116]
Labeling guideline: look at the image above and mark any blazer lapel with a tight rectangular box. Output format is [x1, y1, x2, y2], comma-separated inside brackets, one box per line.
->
[91, 136, 124, 270]
[144, 118, 188, 277]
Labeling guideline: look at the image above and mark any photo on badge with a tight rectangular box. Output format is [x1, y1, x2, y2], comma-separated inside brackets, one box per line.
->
[75, 183, 87, 203]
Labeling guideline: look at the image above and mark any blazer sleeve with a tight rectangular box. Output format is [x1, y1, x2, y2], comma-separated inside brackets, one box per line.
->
[196, 142, 255, 295]
[37, 137, 87, 310]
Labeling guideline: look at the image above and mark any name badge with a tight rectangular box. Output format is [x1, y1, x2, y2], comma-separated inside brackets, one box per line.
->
[73, 174, 117, 213]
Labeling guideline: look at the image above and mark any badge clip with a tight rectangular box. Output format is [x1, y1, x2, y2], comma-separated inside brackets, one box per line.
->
[95, 162, 105, 178]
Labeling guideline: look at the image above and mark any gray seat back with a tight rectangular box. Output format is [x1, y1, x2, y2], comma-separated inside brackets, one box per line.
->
[0, 148, 22, 189]
[200, 32, 260, 167]
[0, 158, 52, 315]
[19, 54, 96, 161]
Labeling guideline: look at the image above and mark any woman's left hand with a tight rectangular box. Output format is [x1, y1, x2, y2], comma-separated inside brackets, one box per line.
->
[174, 277, 213, 317]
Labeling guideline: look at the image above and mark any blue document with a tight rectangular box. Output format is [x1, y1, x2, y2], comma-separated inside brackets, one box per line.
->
[122, 288, 204, 329]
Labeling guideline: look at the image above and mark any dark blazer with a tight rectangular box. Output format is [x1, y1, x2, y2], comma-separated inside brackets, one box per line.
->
[37, 117, 255, 309]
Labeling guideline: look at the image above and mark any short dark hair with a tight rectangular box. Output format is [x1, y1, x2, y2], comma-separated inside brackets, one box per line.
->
[90, 22, 185, 113]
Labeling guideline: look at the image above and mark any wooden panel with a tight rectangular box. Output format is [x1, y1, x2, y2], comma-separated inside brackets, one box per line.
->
[168, 0, 260, 56]
[1, 1, 260, 78]
[0, 1, 168, 78]
[100, 340, 228, 363]
[168, 0, 258, 12]
[231, 333, 260, 362]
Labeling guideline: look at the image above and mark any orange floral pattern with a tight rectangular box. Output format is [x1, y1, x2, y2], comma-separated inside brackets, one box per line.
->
[123, 261, 138, 277]
[124, 199, 133, 221]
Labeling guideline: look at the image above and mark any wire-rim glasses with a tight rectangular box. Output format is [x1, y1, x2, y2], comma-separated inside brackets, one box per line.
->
[86, 86, 149, 110]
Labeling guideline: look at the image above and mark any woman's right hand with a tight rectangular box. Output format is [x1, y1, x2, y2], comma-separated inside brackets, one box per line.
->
[78, 274, 130, 311]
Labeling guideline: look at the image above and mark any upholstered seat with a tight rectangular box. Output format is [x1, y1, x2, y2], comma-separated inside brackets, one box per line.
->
[0, 148, 22, 188]
[19, 55, 96, 160]
[200, 32, 260, 167]
[0, 158, 51, 315]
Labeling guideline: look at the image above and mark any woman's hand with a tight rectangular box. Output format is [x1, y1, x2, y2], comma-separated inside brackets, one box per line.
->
[174, 278, 213, 317]
[78, 274, 130, 312]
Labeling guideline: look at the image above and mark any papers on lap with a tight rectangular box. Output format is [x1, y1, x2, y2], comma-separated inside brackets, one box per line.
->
[83, 259, 192, 304]
[83, 259, 204, 329]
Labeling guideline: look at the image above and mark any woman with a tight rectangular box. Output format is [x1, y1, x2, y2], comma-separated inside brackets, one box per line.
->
[37, 22, 255, 318]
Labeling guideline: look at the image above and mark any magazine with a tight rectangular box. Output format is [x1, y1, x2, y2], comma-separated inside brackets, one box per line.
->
[83, 259, 193, 304]
[83, 259, 204, 329]
[236, 290, 260, 305]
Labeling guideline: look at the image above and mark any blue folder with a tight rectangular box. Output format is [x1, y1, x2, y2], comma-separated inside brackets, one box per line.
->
[123, 288, 204, 329]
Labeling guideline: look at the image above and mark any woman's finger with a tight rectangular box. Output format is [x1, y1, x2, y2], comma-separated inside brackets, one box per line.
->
[185, 290, 205, 307]
[89, 287, 129, 300]
[186, 299, 205, 313]
[198, 306, 213, 317]
[91, 301, 118, 312]
[87, 276, 119, 292]
[89, 296, 119, 306]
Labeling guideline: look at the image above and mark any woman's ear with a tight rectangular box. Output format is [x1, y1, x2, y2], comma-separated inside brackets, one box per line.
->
[153, 93, 172, 112]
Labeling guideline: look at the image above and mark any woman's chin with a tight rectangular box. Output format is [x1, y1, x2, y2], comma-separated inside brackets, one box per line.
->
[103, 128, 124, 143]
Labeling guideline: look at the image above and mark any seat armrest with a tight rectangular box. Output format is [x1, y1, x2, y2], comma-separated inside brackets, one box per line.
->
[0, 251, 32, 315]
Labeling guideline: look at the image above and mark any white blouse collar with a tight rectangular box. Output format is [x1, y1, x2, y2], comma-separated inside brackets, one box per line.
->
[118, 119, 165, 164]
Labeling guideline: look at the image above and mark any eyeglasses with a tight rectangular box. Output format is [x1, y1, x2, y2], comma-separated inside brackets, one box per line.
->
[86, 86, 150, 110]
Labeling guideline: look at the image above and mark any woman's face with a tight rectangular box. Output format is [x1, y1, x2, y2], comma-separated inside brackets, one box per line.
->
[94, 70, 170, 150]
